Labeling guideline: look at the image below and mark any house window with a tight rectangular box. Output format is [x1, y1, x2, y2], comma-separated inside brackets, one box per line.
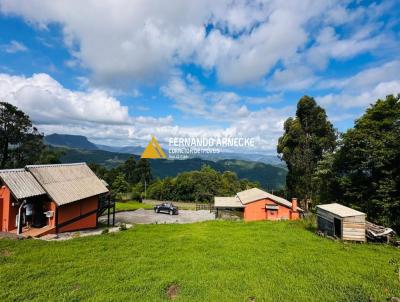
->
[265, 204, 279, 211]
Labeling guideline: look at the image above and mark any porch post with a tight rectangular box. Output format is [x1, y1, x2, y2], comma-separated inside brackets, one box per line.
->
[17, 200, 26, 235]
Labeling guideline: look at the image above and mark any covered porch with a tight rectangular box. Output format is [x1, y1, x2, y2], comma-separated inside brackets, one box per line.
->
[0, 168, 56, 237]
[10, 224, 55, 238]
[214, 196, 245, 219]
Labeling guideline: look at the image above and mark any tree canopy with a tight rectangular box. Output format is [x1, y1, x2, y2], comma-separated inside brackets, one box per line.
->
[314, 94, 400, 230]
[277, 96, 337, 202]
[89, 156, 152, 197]
[0, 102, 61, 168]
[147, 165, 259, 202]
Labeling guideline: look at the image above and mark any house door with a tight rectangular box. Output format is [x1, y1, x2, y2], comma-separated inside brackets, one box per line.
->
[334, 218, 342, 238]
[32, 200, 47, 228]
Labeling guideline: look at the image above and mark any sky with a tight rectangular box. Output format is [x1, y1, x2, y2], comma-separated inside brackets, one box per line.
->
[0, 0, 399, 154]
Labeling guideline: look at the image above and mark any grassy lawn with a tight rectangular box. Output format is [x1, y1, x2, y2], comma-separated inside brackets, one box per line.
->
[1, 220, 399, 301]
[115, 201, 154, 212]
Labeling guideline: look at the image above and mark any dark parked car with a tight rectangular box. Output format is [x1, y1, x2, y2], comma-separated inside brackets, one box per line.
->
[154, 203, 178, 215]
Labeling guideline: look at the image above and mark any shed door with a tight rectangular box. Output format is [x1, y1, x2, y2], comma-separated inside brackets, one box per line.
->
[334, 218, 342, 238]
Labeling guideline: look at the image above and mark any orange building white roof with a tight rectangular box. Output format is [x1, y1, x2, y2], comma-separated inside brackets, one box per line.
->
[215, 187, 303, 211]
[236, 188, 292, 207]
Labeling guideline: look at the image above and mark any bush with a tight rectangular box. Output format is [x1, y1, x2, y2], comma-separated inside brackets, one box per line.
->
[130, 182, 144, 200]
[116, 192, 132, 201]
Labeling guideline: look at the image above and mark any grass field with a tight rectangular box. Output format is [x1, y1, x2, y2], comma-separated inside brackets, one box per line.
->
[115, 201, 153, 212]
[1, 220, 399, 301]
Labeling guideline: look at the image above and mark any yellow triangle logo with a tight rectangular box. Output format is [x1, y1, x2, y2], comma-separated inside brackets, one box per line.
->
[141, 136, 167, 159]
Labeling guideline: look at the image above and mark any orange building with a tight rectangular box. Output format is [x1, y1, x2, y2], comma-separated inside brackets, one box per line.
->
[0, 163, 111, 237]
[214, 188, 302, 221]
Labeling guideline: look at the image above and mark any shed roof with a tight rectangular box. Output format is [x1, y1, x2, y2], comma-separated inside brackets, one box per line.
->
[26, 163, 108, 206]
[0, 169, 46, 200]
[236, 188, 292, 208]
[317, 203, 365, 218]
[214, 196, 244, 208]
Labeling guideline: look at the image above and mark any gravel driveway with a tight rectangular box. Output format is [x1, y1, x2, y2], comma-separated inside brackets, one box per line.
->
[100, 209, 215, 225]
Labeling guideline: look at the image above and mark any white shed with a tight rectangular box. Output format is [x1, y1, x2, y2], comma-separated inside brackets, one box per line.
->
[316, 203, 366, 242]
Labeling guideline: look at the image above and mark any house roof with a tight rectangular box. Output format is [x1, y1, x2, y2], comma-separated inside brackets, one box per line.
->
[26, 163, 108, 206]
[317, 203, 365, 218]
[0, 169, 46, 200]
[237, 188, 292, 208]
[214, 196, 244, 208]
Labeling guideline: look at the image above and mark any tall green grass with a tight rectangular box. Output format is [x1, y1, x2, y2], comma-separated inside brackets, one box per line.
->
[0, 220, 399, 301]
[115, 201, 153, 212]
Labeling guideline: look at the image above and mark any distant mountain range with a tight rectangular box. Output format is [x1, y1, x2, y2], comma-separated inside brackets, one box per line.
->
[45, 133, 283, 166]
[45, 134, 99, 150]
[44, 134, 287, 189]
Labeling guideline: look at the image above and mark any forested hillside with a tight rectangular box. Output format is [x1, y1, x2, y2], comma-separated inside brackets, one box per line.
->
[57, 147, 286, 190]
[44, 134, 282, 165]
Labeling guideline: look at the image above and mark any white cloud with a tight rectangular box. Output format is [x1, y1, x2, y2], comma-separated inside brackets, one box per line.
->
[319, 60, 400, 92]
[1, 40, 28, 53]
[319, 80, 400, 109]
[0, 72, 289, 152]
[266, 66, 317, 91]
[0, 72, 205, 148]
[0, 72, 183, 148]
[200, 6, 311, 85]
[161, 75, 208, 116]
[306, 27, 385, 69]
[245, 93, 283, 105]
[317, 60, 400, 110]
[162, 75, 252, 121]
[161, 74, 293, 151]
[0, 73, 131, 125]
[0, 0, 370, 86]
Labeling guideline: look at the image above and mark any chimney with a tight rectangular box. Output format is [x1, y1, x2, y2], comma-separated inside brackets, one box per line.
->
[291, 198, 298, 212]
